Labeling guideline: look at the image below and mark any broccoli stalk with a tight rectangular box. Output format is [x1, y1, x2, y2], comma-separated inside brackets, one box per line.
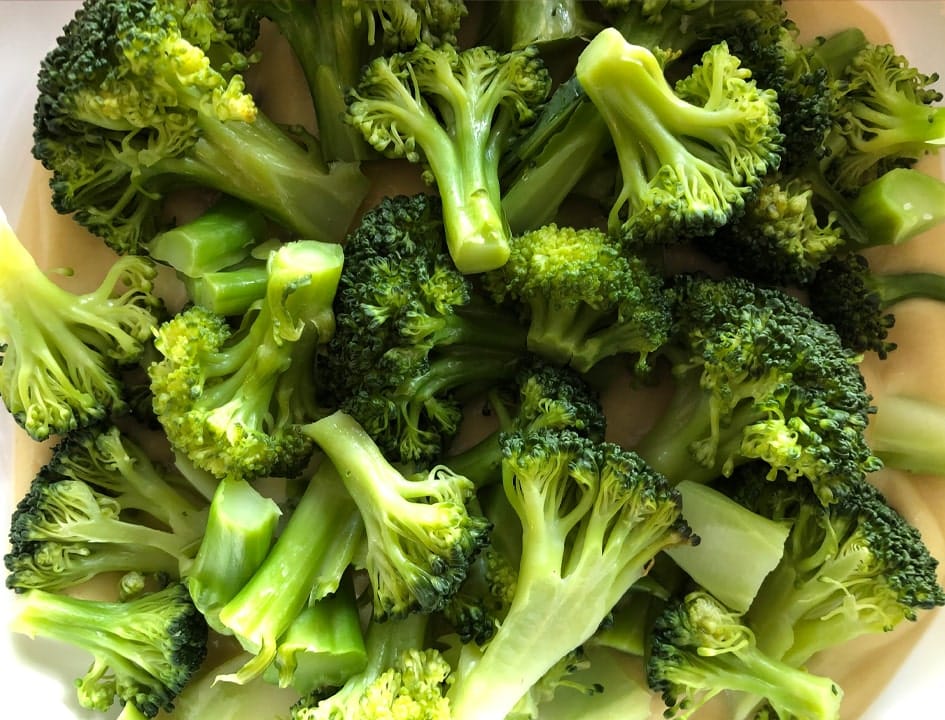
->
[9, 583, 208, 718]
[446, 429, 695, 720]
[867, 394, 945, 476]
[646, 589, 844, 720]
[33, 0, 369, 254]
[632, 275, 882, 505]
[0, 208, 161, 440]
[345, 43, 552, 272]
[149, 239, 343, 480]
[185, 477, 281, 634]
[482, 224, 671, 374]
[574, 28, 782, 246]
[215, 461, 363, 686]
[302, 410, 491, 620]
[480, 0, 601, 51]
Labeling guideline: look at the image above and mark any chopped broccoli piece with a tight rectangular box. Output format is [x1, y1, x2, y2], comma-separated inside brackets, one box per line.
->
[323, 194, 528, 463]
[0, 208, 162, 440]
[9, 583, 207, 718]
[866, 394, 945, 476]
[345, 43, 552, 272]
[446, 429, 695, 720]
[731, 463, 945, 666]
[33, 0, 369, 253]
[574, 29, 782, 246]
[646, 588, 844, 719]
[149, 239, 343, 480]
[482, 223, 671, 373]
[633, 274, 882, 504]
[302, 410, 491, 620]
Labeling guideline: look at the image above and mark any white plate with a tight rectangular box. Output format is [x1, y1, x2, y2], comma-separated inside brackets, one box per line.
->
[0, 2, 943, 718]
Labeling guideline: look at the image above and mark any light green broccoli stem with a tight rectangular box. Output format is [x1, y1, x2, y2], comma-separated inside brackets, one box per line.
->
[146, 196, 268, 278]
[850, 167, 945, 248]
[664, 481, 789, 614]
[186, 478, 281, 635]
[215, 463, 362, 685]
[266, 583, 368, 696]
[868, 394, 945, 477]
[183, 262, 268, 316]
[156, 111, 369, 244]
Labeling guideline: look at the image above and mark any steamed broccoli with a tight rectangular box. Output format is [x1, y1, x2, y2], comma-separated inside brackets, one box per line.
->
[574, 28, 782, 246]
[345, 42, 552, 272]
[866, 394, 945, 477]
[149, 239, 343, 480]
[0, 208, 162, 441]
[323, 194, 528, 463]
[445, 429, 695, 720]
[646, 588, 844, 720]
[445, 358, 607, 488]
[482, 223, 671, 373]
[33, 0, 369, 254]
[302, 410, 491, 621]
[251, 0, 468, 162]
[731, 463, 945, 667]
[479, 0, 601, 52]
[633, 275, 882, 504]
[9, 582, 207, 718]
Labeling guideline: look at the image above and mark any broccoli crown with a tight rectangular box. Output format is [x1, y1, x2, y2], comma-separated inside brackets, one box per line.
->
[149, 240, 343, 480]
[0, 211, 162, 440]
[446, 429, 694, 720]
[303, 411, 491, 621]
[705, 174, 848, 286]
[508, 359, 607, 441]
[822, 41, 945, 194]
[730, 464, 945, 665]
[9, 583, 207, 718]
[646, 589, 844, 720]
[346, 42, 551, 272]
[482, 224, 671, 374]
[638, 274, 882, 502]
[33, 0, 367, 253]
[325, 194, 527, 463]
[575, 29, 783, 246]
[807, 253, 898, 359]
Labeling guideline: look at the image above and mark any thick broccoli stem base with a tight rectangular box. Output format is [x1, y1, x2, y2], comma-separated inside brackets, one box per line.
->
[867, 394, 945, 475]
[850, 168, 945, 247]
[215, 464, 362, 684]
[159, 112, 369, 244]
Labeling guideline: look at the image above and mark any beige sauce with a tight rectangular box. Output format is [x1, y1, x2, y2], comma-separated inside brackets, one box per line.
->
[9, 5, 945, 718]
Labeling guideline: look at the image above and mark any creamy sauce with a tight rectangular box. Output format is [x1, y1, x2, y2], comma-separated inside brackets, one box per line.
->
[9, 4, 945, 718]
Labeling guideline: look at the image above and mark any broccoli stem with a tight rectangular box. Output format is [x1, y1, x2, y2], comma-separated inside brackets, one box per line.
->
[215, 463, 362, 684]
[186, 478, 281, 635]
[146, 197, 268, 278]
[867, 394, 945, 476]
[850, 167, 945, 247]
[183, 262, 268, 316]
[156, 112, 369, 244]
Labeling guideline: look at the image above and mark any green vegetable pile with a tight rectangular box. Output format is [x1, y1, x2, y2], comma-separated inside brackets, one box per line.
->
[4, 1, 945, 718]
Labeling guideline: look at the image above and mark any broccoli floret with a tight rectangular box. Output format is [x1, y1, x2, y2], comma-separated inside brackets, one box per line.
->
[574, 29, 782, 246]
[646, 589, 844, 720]
[0, 209, 162, 440]
[9, 582, 207, 718]
[5, 426, 209, 593]
[730, 463, 945, 666]
[445, 429, 695, 720]
[302, 410, 491, 621]
[820, 39, 945, 194]
[251, 0, 467, 163]
[633, 275, 882, 504]
[33, 0, 369, 254]
[292, 613, 452, 720]
[866, 394, 945, 477]
[446, 358, 607, 488]
[214, 460, 363, 685]
[323, 194, 528, 463]
[482, 223, 671, 373]
[345, 43, 552, 272]
[149, 239, 343, 480]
